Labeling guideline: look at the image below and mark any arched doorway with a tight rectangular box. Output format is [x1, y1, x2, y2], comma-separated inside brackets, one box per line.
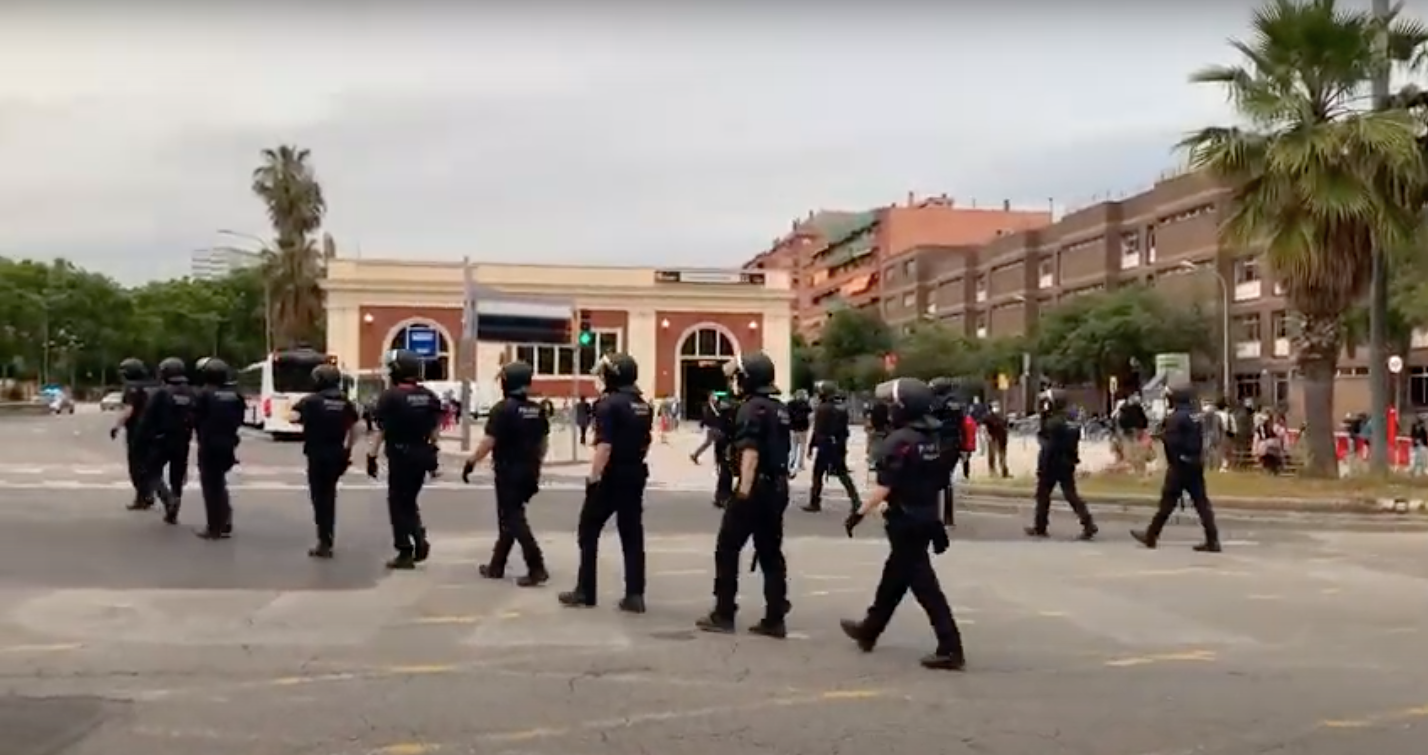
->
[677, 325, 738, 420]
[387, 321, 452, 381]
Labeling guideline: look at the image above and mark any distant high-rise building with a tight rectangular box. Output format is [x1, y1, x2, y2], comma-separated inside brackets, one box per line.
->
[190, 247, 261, 281]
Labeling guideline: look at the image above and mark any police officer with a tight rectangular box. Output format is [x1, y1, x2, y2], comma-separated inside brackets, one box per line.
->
[135, 356, 197, 525]
[367, 350, 443, 570]
[462, 360, 550, 587]
[929, 377, 966, 525]
[291, 363, 359, 558]
[559, 353, 653, 612]
[803, 380, 862, 513]
[192, 357, 245, 540]
[110, 358, 155, 511]
[787, 389, 813, 477]
[1132, 384, 1222, 552]
[1026, 389, 1098, 541]
[842, 378, 965, 671]
[697, 351, 792, 638]
[710, 392, 737, 508]
[865, 398, 890, 482]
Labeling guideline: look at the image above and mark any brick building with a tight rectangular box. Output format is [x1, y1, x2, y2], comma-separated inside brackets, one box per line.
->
[743, 196, 1052, 342]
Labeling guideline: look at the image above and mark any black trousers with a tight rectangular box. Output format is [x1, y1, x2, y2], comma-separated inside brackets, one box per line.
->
[144, 442, 190, 509]
[386, 459, 428, 553]
[306, 455, 345, 546]
[863, 519, 963, 656]
[196, 449, 233, 533]
[1147, 463, 1220, 544]
[575, 472, 648, 600]
[124, 436, 149, 504]
[713, 442, 734, 503]
[578, 424, 588, 445]
[809, 444, 858, 509]
[939, 453, 957, 523]
[489, 476, 545, 573]
[713, 477, 789, 620]
[1032, 466, 1095, 533]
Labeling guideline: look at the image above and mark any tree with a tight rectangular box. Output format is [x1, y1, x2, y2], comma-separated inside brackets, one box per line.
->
[251, 145, 328, 348]
[790, 334, 817, 392]
[817, 309, 893, 389]
[1033, 286, 1210, 388]
[1180, 0, 1427, 475]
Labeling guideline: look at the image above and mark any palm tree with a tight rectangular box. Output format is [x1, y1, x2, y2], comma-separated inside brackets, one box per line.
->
[251, 145, 327, 348]
[1181, 0, 1427, 476]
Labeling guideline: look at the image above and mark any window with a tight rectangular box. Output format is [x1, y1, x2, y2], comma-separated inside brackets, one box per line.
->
[1234, 373, 1263, 403]
[1120, 231, 1140, 255]
[884, 299, 894, 314]
[1145, 226, 1157, 262]
[902, 292, 915, 308]
[883, 266, 897, 285]
[1271, 310, 1290, 339]
[1037, 258, 1055, 277]
[975, 275, 987, 294]
[1270, 371, 1290, 407]
[903, 259, 915, 277]
[974, 313, 988, 337]
[515, 330, 621, 377]
[1234, 314, 1262, 342]
[1234, 257, 1261, 284]
[1411, 367, 1428, 407]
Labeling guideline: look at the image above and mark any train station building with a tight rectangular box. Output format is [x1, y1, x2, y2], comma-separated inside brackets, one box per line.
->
[322, 258, 795, 412]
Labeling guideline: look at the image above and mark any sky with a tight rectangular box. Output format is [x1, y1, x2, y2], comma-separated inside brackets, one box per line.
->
[0, 2, 1287, 283]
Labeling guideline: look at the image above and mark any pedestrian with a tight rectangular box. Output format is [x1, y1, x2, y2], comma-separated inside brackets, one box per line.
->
[559, 353, 653, 612]
[841, 377, 965, 671]
[110, 358, 156, 511]
[366, 350, 442, 570]
[803, 380, 862, 514]
[576, 396, 592, 445]
[786, 389, 812, 477]
[982, 402, 1009, 478]
[291, 363, 359, 558]
[135, 357, 197, 525]
[1411, 414, 1428, 477]
[192, 357, 244, 540]
[1132, 384, 1221, 552]
[697, 351, 792, 638]
[462, 360, 550, 587]
[1024, 389, 1098, 541]
[690, 394, 721, 463]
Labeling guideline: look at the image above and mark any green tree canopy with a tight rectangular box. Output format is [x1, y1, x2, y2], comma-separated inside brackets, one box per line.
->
[1033, 286, 1211, 386]
[816, 309, 893, 389]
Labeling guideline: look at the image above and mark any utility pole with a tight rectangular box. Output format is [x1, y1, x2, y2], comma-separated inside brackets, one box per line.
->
[1368, 0, 1392, 474]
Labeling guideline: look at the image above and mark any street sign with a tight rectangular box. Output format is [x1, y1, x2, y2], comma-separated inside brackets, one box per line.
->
[1108, 375, 1119, 395]
[997, 373, 1010, 391]
[406, 326, 438, 358]
[1388, 355, 1404, 374]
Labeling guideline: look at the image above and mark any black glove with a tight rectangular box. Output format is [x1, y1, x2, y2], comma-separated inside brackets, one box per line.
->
[843, 512, 864, 538]
[366, 454, 379, 479]
[461, 460, 475, 484]
[109, 427, 119, 440]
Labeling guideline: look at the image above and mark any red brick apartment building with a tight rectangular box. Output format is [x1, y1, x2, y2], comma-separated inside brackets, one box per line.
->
[743, 195, 1053, 342]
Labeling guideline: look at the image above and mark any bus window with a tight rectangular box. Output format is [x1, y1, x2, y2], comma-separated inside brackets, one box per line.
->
[273, 356, 326, 393]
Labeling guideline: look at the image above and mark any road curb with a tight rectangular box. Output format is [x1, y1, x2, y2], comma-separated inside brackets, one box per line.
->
[960, 484, 1426, 517]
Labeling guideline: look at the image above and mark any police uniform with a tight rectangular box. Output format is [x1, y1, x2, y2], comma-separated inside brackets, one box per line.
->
[841, 378, 965, 671]
[136, 357, 197, 525]
[929, 377, 966, 525]
[113, 358, 155, 510]
[1132, 386, 1222, 552]
[710, 394, 737, 508]
[559, 353, 653, 612]
[1026, 390, 1098, 540]
[192, 358, 245, 540]
[466, 361, 550, 586]
[804, 381, 862, 513]
[369, 350, 443, 570]
[292, 364, 359, 558]
[697, 351, 792, 638]
[786, 390, 813, 476]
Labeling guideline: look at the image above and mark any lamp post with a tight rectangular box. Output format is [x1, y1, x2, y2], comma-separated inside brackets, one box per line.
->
[1181, 260, 1231, 397]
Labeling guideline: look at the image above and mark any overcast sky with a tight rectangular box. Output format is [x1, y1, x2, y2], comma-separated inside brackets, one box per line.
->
[0, 3, 1280, 283]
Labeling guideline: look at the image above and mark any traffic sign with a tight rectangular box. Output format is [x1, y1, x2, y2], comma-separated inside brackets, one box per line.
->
[1388, 355, 1404, 374]
[406, 326, 438, 358]
[997, 373, 1010, 391]
[1108, 375, 1119, 395]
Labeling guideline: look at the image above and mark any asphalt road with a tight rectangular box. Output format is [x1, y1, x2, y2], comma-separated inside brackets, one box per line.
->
[1, 412, 1427, 754]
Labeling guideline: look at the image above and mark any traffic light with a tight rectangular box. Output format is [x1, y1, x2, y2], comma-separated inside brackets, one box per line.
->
[577, 309, 593, 346]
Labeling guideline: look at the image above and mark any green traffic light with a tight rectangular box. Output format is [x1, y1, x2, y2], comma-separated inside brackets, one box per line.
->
[578, 331, 593, 346]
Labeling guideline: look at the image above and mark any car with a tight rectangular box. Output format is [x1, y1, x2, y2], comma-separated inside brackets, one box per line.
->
[100, 392, 125, 411]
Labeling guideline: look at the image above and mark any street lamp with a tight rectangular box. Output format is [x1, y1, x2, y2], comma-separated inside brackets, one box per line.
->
[1180, 260, 1232, 397]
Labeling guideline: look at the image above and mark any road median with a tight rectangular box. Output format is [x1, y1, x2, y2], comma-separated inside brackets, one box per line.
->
[0, 402, 50, 418]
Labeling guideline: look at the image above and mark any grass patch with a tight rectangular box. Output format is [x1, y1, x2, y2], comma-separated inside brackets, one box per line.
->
[969, 471, 1428, 501]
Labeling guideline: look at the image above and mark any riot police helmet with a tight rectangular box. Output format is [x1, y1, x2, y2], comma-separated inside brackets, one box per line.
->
[793, 389, 809, 402]
[813, 379, 839, 400]
[311, 363, 342, 391]
[199, 357, 230, 386]
[874, 377, 939, 430]
[1166, 382, 1196, 408]
[1039, 388, 1068, 413]
[157, 357, 186, 383]
[499, 360, 534, 398]
[724, 351, 777, 396]
[594, 352, 638, 390]
[929, 376, 956, 397]
[385, 349, 422, 383]
[118, 358, 147, 382]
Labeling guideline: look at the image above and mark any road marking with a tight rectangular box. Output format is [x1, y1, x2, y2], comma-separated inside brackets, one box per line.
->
[1246, 594, 1283, 601]
[410, 616, 482, 626]
[1104, 649, 1216, 668]
[1320, 703, 1428, 729]
[383, 664, 457, 675]
[270, 672, 360, 686]
[1037, 611, 1069, 618]
[651, 569, 705, 576]
[0, 643, 83, 654]
[806, 588, 862, 597]
[374, 744, 439, 755]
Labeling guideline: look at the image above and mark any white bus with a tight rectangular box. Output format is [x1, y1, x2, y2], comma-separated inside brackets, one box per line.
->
[234, 348, 339, 438]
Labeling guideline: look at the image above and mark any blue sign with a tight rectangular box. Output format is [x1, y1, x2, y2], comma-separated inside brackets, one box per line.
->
[405, 327, 439, 358]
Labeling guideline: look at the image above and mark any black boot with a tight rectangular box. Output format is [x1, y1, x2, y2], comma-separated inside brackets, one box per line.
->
[413, 532, 431, 563]
[695, 610, 736, 634]
[618, 595, 646, 614]
[1130, 529, 1157, 549]
[308, 542, 334, 559]
[748, 617, 787, 639]
[802, 500, 822, 513]
[558, 589, 595, 608]
[1024, 526, 1048, 538]
[477, 564, 504, 580]
[920, 650, 967, 671]
[839, 619, 876, 652]
[193, 528, 224, 541]
[1193, 541, 1222, 553]
[516, 568, 549, 588]
[1078, 523, 1099, 541]
[162, 495, 180, 525]
[386, 551, 416, 570]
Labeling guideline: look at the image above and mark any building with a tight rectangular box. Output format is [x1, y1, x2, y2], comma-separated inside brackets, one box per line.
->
[744, 210, 862, 337]
[915, 169, 1428, 418]
[322, 259, 794, 414]
[744, 195, 1052, 342]
[190, 247, 261, 281]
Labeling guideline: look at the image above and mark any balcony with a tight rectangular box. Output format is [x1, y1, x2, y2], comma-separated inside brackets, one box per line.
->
[1038, 273, 1055, 289]
[1274, 338, 1290, 358]
[1234, 280, 1262, 302]
[1236, 341, 1262, 359]
[1147, 245, 1157, 263]
[975, 289, 988, 303]
[1120, 253, 1140, 270]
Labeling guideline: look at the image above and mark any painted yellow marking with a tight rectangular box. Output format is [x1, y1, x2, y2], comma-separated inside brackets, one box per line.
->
[1321, 719, 1372, 729]
[376, 744, 440, 755]
[1105, 650, 1216, 668]
[1319, 704, 1428, 730]
[1319, 587, 1342, 595]
[0, 643, 83, 654]
[384, 664, 456, 675]
[1246, 594, 1282, 601]
[483, 727, 567, 743]
[497, 610, 522, 619]
[819, 689, 883, 700]
[269, 673, 359, 687]
[411, 616, 480, 625]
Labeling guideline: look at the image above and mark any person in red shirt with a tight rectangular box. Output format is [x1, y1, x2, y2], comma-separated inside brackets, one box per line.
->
[959, 414, 977, 478]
